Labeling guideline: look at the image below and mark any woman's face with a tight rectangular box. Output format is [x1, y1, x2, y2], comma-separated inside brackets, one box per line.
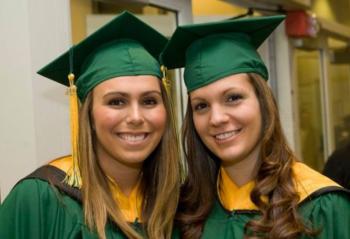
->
[190, 73, 262, 165]
[92, 75, 166, 168]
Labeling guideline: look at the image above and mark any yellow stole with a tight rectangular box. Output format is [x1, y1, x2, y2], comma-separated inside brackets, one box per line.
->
[107, 175, 142, 222]
[49, 156, 142, 222]
[218, 162, 341, 211]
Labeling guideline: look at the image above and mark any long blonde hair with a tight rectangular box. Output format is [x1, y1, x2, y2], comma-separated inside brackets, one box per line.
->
[79, 81, 181, 239]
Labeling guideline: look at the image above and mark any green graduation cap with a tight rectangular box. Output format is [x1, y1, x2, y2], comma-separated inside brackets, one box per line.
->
[161, 15, 285, 92]
[38, 10, 168, 101]
[37, 11, 168, 188]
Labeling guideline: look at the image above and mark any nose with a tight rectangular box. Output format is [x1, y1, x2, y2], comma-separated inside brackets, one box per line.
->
[209, 104, 229, 127]
[126, 103, 144, 125]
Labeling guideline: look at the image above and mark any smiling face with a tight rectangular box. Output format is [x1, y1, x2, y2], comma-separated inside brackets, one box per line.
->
[91, 75, 166, 170]
[190, 73, 262, 167]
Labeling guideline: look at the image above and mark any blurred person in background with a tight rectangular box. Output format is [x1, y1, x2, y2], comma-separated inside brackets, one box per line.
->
[323, 115, 350, 190]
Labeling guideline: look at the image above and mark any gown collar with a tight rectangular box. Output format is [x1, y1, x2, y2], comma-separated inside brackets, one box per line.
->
[50, 155, 143, 222]
[218, 162, 341, 211]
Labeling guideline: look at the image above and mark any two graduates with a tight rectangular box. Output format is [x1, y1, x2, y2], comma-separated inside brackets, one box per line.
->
[1, 11, 350, 239]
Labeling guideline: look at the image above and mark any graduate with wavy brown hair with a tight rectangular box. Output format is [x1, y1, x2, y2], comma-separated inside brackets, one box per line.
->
[161, 15, 350, 239]
[0, 12, 180, 239]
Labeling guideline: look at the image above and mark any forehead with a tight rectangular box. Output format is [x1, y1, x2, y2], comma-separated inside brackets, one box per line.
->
[93, 75, 161, 94]
[189, 73, 253, 99]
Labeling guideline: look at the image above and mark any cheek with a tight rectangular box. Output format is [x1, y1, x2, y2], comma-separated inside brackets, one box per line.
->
[153, 107, 167, 129]
[161, 110, 167, 127]
[193, 115, 206, 136]
[92, 107, 121, 130]
[243, 102, 262, 133]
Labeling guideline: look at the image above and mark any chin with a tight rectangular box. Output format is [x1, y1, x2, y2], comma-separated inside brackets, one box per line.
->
[219, 155, 240, 163]
[214, 149, 244, 163]
[119, 151, 152, 164]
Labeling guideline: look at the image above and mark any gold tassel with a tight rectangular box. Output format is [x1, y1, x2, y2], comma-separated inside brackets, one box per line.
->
[160, 65, 186, 182]
[161, 65, 170, 95]
[64, 73, 82, 188]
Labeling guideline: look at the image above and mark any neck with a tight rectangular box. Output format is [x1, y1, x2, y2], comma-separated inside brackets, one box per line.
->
[97, 147, 142, 197]
[221, 144, 261, 187]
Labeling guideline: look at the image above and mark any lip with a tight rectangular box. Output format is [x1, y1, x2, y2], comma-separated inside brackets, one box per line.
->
[212, 129, 242, 143]
[116, 132, 150, 146]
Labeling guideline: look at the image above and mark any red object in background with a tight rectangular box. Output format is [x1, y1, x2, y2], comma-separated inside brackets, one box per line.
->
[285, 10, 319, 38]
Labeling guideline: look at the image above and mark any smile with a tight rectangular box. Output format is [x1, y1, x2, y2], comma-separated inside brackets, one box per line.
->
[214, 129, 241, 141]
[117, 133, 148, 143]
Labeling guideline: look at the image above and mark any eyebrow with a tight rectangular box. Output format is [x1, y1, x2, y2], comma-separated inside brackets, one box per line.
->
[222, 87, 242, 95]
[191, 86, 241, 102]
[103, 90, 162, 98]
[190, 96, 205, 102]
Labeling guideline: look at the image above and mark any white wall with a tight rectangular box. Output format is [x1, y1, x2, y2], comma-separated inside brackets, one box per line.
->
[0, 0, 71, 201]
[274, 23, 297, 151]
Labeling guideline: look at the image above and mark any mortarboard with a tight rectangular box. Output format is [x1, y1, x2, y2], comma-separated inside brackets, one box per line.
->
[161, 15, 285, 92]
[38, 11, 168, 100]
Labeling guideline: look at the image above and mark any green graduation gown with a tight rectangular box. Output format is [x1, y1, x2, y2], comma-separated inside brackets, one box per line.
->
[202, 191, 350, 239]
[201, 163, 350, 239]
[0, 165, 142, 239]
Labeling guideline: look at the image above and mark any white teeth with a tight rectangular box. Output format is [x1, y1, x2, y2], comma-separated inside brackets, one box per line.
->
[215, 130, 239, 140]
[118, 133, 146, 142]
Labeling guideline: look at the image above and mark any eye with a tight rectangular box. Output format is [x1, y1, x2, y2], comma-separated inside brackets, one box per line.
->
[108, 98, 126, 106]
[227, 94, 243, 103]
[143, 97, 158, 106]
[193, 102, 208, 112]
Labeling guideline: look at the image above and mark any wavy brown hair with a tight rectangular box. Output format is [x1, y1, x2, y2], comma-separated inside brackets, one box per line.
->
[178, 73, 318, 239]
[79, 81, 181, 239]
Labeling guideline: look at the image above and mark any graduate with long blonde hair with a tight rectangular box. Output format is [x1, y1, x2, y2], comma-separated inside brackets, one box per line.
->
[0, 11, 180, 239]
